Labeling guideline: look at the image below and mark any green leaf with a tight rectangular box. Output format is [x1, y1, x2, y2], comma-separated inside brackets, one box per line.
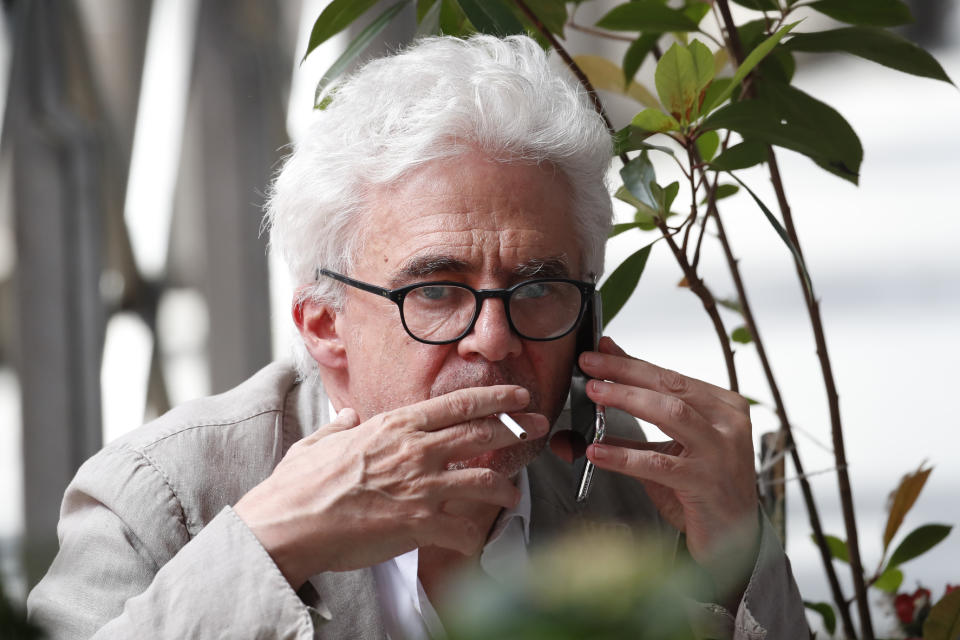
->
[662, 181, 679, 212]
[699, 78, 732, 118]
[574, 55, 660, 108]
[614, 186, 663, 230]
[761, 48, 796, 83]
[785, 27, 954, 85]
[613, 127, 676, 156]
[620, 152, 659, 212]
[710, 139, 767, 171]
[731, 326, 752, 344]
[695, 130, 720, 162]
[520, 0, 568, 37]
[632, 109, 680, 133]
[883, 464, 933, 551]
[623, 33, 661, 88]
[600, 244, 654, 326]
[701, 21, 797, 113]
[417, 0, 437, 21]
[729, 172, 814, 297]
[683, 1, 711, 26]
[700, 183, 739, 204]
[457, 0, 526, 35]
[714, 183, 739, 200]
[803, 601, 837, 635]
[303, 0, 382, 62]
[689, 39, 715, 92]
[703, 82, 863, 183]
[649, 181, 679, 216]
[818, 534, 850, 563]
[609, 222, 641, 238]
[872, 567, 904, 593]
[809, 0, 913, 27]
[414, 0, 443, 36]
[717, 297, 743, 314]
[314, 0, 411, 107]
[656, 43, 699, 122]
[439, 0, 475, 36]
[923, 589, 960, 640]
[596, 0, 699, 32]
[887, 524, 952, 568]
[731, 0, 778, 9]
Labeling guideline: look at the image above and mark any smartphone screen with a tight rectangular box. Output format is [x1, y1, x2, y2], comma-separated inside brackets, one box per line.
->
[570, 291, 605, 503]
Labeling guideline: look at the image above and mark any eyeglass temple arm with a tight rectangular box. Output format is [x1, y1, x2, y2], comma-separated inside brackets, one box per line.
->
[317, 268, 396, 301]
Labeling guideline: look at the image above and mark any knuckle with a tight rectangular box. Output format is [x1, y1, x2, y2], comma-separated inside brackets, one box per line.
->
[663, 395, 688, 421]
[397, 431, 425, 462]
[380, 411, 407, 433]
[659, 369, 689, 394]
[649, 451, 678, 475]
[465, 419, 495, 446]
[475, 468, 497, 489]
[446, 392, 479, 420]
[731, 393, 751, 414]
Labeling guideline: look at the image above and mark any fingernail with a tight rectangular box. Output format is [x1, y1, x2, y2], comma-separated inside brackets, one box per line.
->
[589, 379, 609, 395]
[514, 388, 530, 405]
[581, 352, 599, 367]
[590, 444, 608, 461]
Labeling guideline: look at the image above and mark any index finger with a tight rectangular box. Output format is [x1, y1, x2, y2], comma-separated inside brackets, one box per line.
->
[581, 337, 747, 415]
[396, 385, 532, 432]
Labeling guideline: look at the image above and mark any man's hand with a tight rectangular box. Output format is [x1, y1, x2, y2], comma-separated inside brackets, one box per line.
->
[579, 337, 760, 587]
[233, 386, 548, 589]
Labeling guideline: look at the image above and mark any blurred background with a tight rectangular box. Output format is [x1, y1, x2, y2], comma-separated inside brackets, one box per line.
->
[0, 0, 957, 634]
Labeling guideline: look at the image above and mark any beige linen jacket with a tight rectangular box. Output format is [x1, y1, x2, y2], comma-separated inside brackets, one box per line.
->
[28, 362, 808, 639]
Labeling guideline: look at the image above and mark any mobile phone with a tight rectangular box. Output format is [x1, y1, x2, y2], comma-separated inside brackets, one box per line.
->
[570, 290, 606, 503]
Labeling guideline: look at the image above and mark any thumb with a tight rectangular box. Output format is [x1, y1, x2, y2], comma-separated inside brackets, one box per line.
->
[302, 407, 361, 445]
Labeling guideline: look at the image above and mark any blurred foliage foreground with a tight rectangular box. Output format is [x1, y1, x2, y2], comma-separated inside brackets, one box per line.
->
[443, 528, 728, 640]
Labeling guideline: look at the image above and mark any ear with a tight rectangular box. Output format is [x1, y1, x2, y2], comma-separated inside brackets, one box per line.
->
[293, 296, 347, 370]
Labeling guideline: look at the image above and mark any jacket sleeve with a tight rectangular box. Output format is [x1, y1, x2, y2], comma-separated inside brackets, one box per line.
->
[27, 446, 317, 640]
[687, 512, 810, 639]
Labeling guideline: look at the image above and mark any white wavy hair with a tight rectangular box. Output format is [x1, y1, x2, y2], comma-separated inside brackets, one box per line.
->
[265, 34, 614, 379]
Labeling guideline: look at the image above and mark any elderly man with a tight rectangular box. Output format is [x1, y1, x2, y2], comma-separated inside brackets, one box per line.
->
[29, 35, 807, 638]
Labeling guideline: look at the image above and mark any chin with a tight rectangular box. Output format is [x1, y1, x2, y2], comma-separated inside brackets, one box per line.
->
[448, 436, 548, 478]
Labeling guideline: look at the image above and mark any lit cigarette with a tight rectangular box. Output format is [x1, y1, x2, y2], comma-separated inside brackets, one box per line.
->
[497, 412, 527, 440]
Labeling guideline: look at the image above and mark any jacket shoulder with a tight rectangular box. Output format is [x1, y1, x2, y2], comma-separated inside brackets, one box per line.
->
[81, 361, 302, 534]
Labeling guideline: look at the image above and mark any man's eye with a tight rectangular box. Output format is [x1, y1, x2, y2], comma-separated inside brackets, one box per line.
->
[415, 286, 450, 301]
[515, 282, 550, 299]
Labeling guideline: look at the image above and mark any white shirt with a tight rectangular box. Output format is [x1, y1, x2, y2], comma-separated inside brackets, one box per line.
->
[370, 469, 532, 640]
[325, 403, 532, 639]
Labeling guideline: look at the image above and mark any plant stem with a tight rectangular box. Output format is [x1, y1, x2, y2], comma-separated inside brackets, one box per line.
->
[767, 150, 874, 639]
[510, 0, 617, 146]
[511, 0, 739, 392]
[656, 218, 739, 392]
[566, 20, 635, 43]
[709, 199, 857, 639]
[712, 2, 874, 634]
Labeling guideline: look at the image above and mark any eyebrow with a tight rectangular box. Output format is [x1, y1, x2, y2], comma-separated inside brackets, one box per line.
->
[513, 256, 571, 279]
[390, 255, 471, 287]
[389, 253, 571, 288]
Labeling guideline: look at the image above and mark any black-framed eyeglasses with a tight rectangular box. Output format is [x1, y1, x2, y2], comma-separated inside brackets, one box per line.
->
[318, 268, 595, 345]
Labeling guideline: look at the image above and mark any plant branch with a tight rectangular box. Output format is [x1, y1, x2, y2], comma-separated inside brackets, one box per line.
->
[708, 192, 853, 640]
[767, 149, 873, 639]
[513, 0, 739, 392]
[713, 1, 869, 635]
[656, 216, 738, 392]
[566, 20, 635, 43]
[510, 0, 621, 162]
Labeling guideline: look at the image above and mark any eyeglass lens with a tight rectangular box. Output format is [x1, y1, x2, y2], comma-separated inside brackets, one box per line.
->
[401, 281, 583, 342]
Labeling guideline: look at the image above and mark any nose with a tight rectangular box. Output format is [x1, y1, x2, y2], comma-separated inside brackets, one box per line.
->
[457, 298, 523, 362]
